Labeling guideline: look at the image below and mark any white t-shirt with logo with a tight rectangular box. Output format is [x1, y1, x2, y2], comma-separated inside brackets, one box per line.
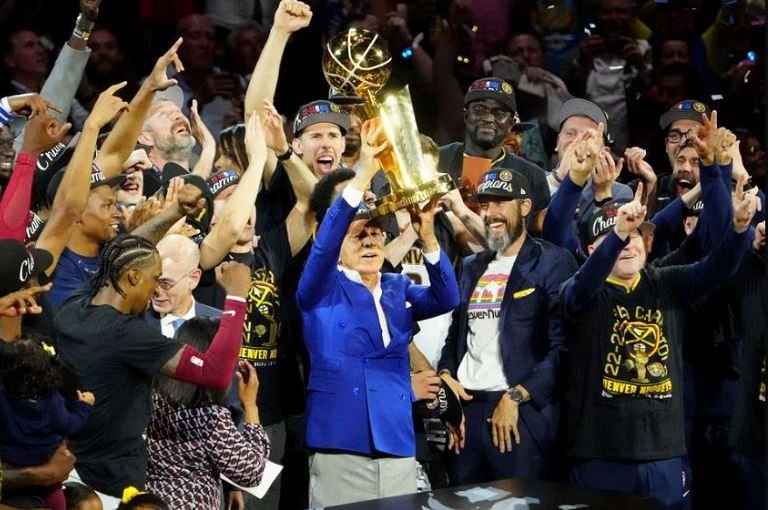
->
[457, 254, 516, 390]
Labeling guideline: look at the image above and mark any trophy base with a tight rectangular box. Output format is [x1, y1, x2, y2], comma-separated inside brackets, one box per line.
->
[371, 174, 456, 218]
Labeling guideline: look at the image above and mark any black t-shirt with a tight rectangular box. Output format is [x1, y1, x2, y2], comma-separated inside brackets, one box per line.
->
[195, 226, 290, 425]
[54, 293, 181, 496]
[562, 265, 690, 461]
[727, 250, 767, 460]
[255, 162, 293, 235]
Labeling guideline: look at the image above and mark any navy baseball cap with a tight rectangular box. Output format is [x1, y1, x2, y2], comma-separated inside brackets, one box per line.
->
[46, 164, 128, 204]
[475, 168, 531, 201]
[659, 99, 711, 130]
[207, 169, 240, 199]
[293, 100, 350, 136]
[585, 200, 655, 245]
[464, 77, 517, 112]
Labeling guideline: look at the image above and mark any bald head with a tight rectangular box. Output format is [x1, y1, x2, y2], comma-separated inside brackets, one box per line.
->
[157, 234, 200, 270]
[152, 235, 202, 317]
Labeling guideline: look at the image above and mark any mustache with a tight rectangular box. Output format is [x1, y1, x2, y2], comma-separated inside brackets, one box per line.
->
[484, 216, 507, 226]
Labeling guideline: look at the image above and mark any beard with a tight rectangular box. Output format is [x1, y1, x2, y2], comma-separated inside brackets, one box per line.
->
[154, 131, 195, 162]
[484, 215, 524, 253]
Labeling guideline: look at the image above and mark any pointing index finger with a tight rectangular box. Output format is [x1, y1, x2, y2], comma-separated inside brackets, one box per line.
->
[634, 181, 645, 203]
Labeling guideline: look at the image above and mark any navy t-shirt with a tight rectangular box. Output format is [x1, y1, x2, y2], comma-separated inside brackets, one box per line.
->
[49, 248, 100, 310]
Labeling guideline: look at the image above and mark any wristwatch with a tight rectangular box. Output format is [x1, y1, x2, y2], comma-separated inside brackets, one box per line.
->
[506, 387, 525, 404]
[276, 146, 293, 161]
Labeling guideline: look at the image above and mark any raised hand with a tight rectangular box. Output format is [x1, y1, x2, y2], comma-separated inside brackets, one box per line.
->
[77, 390, 95, 405]
[243, 111, 268, 165]
[408, 195, 441, 252]
[84, 81, 129, 130]
[174, 182, 206, 217]
[273, 0, 313, 34]
[689, 110, 718, 166]
[20, 115, 71, 156]
[615, 182, 647, 239]
[624, 147, 655, 182]
[753, 221, 765, 252]
[262, 100, 290, 155]
[732, 173, 760, 234]
[592, 149, 623, 200]
[6, 93, 61, 119]
[568, 130, 601, 185]
[215, 261, 253, 298]
[0, 283, 52, 317]
[147, 38, 185, 92]
[79, 0, 102, 21]
[715, 127, 737, 166]
[190, 99, 215, 151]
[358, 118, 388, 175]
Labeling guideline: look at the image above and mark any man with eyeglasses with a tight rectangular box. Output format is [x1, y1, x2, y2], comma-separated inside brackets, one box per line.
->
[655, 99, 711, 211]
[148, 234, 220, 338]
[438, 77, 551, 240]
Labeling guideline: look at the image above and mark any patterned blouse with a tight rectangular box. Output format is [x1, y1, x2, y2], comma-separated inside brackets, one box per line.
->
[146, 393, 270, 509]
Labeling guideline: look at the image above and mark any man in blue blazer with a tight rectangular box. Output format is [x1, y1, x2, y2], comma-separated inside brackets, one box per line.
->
[144, 234, 221, 335]
[438, 168, 577, 485]
[297, 119, 460, 508]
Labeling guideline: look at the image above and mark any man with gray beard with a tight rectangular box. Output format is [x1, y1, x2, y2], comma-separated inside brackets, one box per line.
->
[138, 96, 196, 172]
[438, 168, 577, 485]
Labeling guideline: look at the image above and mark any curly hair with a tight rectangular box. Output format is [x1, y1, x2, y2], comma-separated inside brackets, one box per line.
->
[0, 336, 63, 399]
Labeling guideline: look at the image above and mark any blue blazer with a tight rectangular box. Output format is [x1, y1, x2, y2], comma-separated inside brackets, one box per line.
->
[438, 236, 577, 450]
[297, 195, 460, 457]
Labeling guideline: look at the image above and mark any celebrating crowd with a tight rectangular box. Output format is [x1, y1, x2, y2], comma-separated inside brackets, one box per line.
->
[0, 0, 764, 510]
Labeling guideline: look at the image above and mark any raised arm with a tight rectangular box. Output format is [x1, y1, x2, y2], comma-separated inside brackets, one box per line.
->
[261, 100, 316, 256]
[542, 130, 599, 255]
[0, 101, 68, 242]
[244, 0, 312, 182]
[36, 84, 128, 275]
[678, 180, 757, 302]
[131, 179, 206, 244]
[199, 113, 267, 269]
[11, 0, 100, 151]
[297, 119, 385, 309]
[189, 99, 217, 178]
[564, 184, 647, 316]
[95, 39, 184, 177]
[160, 262, 251, 388]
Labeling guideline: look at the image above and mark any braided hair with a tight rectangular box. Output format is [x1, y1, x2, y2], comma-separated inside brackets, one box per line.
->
[88, 235, 158, 298]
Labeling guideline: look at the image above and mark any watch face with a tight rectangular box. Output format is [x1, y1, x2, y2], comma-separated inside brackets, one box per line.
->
[509, 388, 524, 403]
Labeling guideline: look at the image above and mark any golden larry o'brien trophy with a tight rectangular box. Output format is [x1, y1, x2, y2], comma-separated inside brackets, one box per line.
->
[323, 28, 455, 217]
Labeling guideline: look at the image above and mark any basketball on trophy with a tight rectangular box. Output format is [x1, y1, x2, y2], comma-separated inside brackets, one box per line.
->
[322, 28, 392, 103]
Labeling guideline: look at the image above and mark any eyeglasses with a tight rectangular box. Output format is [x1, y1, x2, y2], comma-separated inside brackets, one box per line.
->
[157, 269, 196, 291]
[467, 105, 512, 122]
[666, 129, 693, 144]
[345, 230, 386, 247]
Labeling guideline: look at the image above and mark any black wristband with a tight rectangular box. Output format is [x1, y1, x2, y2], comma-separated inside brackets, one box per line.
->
[276, 146, 293, 161]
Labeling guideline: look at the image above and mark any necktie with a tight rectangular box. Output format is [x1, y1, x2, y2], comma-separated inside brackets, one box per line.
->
[171, 318, 186, 335]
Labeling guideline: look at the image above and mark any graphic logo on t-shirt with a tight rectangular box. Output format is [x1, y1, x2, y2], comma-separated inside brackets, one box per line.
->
[239, 267, 280, 367]
[602, 304, 672, 399]
[760, 356, 766, 403]
[468, 273, 508, 320]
